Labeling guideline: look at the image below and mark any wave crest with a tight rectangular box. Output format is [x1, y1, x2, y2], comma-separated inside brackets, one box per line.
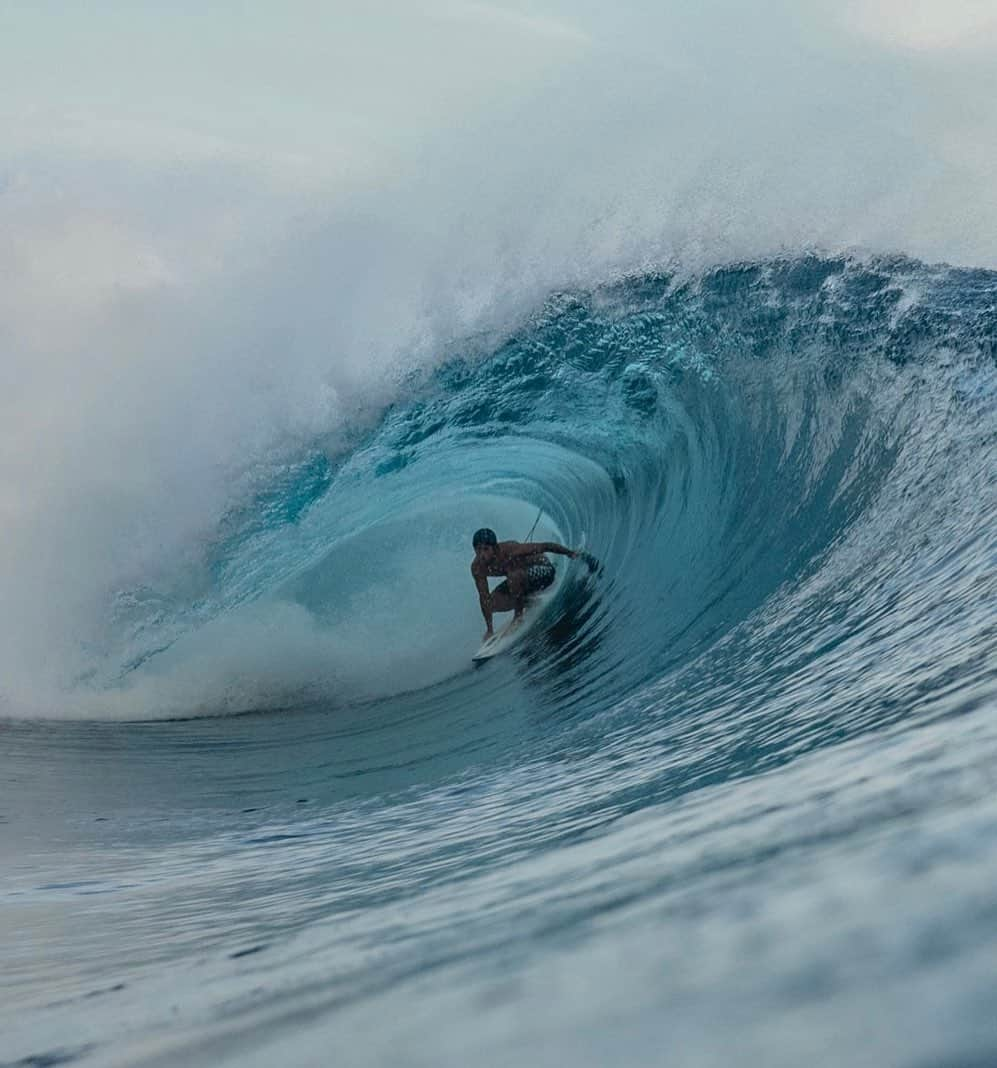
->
[4, 255, 995, 726]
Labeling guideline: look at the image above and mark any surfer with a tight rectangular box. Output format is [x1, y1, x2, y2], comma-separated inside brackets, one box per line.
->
[471, 528, 579, 641]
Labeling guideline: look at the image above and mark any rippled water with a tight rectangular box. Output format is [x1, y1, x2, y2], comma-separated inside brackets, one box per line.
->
[2, 256, 996, 1067]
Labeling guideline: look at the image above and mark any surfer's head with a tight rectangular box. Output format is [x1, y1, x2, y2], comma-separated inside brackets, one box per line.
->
[472, 527, 498, 559]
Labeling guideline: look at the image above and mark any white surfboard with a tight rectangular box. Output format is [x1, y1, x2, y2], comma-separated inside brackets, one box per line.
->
[471, 537, 587, 663]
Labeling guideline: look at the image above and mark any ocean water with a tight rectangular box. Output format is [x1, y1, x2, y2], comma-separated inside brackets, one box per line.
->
[2, 254, 996, 1066]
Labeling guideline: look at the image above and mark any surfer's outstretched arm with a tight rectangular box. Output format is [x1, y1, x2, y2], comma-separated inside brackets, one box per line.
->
[509, 541, 578, 558]
[510, 539, 599, 573]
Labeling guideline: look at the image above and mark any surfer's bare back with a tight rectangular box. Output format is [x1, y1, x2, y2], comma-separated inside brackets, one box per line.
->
[470, 527, 578, 641]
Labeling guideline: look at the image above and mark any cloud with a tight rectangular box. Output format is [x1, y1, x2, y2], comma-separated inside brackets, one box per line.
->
[837, 0, 997, 53]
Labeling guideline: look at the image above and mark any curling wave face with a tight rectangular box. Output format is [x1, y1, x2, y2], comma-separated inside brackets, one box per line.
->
[3, 254, 997, 1067]
[81, 254, 997, 735]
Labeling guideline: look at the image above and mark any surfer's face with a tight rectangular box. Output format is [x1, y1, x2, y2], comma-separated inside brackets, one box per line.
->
[475, 543, 496, 563]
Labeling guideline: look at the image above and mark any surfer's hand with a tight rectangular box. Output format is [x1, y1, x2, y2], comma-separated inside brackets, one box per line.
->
[484, 628, 494, 641]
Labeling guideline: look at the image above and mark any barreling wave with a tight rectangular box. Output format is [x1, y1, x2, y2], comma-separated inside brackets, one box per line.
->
[37, 252, 989, 742]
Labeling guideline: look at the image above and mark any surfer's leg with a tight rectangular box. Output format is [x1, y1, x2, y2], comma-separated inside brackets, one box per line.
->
[506, 568, 529, 618]
[488, 580, 516, 614]
[491, 565, 554, 617]
[488, 566, 545, 617]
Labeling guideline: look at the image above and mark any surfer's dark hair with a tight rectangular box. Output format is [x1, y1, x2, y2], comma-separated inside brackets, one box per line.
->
[472, 528, 498, 548]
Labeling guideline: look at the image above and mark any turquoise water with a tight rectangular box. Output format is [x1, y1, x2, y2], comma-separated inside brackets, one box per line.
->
[2, 255, 996, 1066]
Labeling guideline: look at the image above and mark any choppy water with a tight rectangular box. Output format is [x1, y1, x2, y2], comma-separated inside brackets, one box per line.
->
[2, 255, 996, 1067]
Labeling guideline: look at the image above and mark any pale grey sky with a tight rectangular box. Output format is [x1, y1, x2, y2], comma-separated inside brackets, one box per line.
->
[2, 1, 993, 196]
[0, 2, 590, 176]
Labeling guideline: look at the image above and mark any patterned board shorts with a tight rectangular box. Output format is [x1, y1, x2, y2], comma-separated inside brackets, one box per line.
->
[492, 561, 556, 599]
